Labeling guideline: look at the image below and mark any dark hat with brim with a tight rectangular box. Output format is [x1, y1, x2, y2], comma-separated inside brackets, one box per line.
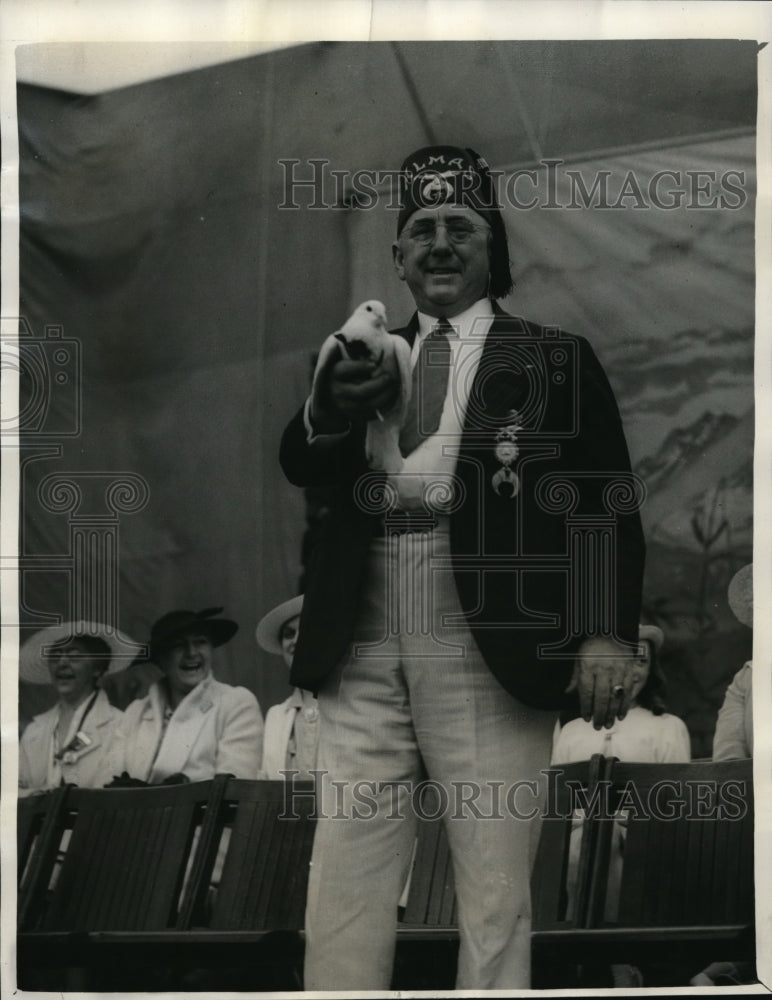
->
[149, 607, 238, 660]
[256, 595, 304, 656]
[20, 621, 143, 685]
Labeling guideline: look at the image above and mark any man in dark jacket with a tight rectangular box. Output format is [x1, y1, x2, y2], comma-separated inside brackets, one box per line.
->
[280, 145, 645, 989]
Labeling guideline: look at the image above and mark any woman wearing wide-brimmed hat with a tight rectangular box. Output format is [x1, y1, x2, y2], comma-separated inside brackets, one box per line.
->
[19, 621, 139, 795]
[99, 607, 263, 785]
[256, 595, 320, 780]
[713, 563, 753, 761]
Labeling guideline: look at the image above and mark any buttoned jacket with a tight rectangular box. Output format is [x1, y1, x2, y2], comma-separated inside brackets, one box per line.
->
[280, 304, 646, 708]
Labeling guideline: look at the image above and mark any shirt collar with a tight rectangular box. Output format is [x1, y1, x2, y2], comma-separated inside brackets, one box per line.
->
[416, 297, 493, 342]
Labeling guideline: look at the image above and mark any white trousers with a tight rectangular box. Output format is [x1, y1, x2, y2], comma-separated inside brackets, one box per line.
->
[304, 522, 556, 990]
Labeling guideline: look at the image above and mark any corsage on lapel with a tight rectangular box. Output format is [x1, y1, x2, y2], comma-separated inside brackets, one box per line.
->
[492, 410, 522, 499]
[55, 730, 93, 765]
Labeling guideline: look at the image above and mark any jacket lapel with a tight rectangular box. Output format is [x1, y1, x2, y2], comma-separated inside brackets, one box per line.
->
[149, 679, 214, 780]
[392, 313, 419, 351]
[264, 693, 300, 778]
[464, 304, 533, 432]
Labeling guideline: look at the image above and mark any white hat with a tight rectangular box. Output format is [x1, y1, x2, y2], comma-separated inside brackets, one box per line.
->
[639, 624, 664, 651]
[255, 596, 304, 655]
[20, 621, 143, 685]
[728, 563, 753, 628]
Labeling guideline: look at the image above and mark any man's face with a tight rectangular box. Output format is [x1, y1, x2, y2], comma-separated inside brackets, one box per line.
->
[392, 204, 491, 317]
[279, 614, 300, 669]
[47, 640, 104, 705]
[157, 631, 213, 699]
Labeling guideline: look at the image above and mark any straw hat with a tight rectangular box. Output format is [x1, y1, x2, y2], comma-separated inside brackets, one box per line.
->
[255, 595, 304, 655]
[728, 563, 753, 628]
[20, 621, 143, 685]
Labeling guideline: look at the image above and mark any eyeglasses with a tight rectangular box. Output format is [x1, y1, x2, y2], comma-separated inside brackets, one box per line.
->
[402, 219, 491, 245]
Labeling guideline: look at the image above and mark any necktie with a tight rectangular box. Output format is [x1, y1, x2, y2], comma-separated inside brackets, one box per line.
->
[399, 319, 455, 458]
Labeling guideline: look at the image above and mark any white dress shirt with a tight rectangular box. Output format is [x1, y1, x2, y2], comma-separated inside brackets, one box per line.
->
[393, 298, 494, 509]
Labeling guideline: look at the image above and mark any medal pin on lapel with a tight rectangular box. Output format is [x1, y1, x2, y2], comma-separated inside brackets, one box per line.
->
[492, 410, 521, 498]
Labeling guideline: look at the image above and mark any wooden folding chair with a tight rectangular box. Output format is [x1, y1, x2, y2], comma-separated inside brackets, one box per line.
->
[398, 789, 457, 938]
[530, 754, 610, 987]
[208, 777, 316, 931]
[132, 778, 318, 991]
[531, 756, 755, 986]
[17, 786, 70, 932]
[591, 757, 755, 966]
[17, 776, 228, 989]
[392, 789, 459, 990]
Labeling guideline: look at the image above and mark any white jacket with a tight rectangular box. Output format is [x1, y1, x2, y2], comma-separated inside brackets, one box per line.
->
[261, 690, 303, 779]
[19, 689, 123, 794]
[100, 676, 263, 784]
[713, 662, 753, 760]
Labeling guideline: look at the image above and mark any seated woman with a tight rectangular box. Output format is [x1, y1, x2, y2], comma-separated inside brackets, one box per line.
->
[713, 563, 753, 761]
[101, 607, 263, 784]
[256, 595, 319, 781]
[19, 621, 133, 795]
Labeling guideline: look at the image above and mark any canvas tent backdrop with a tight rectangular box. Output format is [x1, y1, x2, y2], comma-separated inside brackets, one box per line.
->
[16, 40, 755, 752]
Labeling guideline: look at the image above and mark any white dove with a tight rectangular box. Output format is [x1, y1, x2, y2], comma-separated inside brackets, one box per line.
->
[311, 300, 412, 473]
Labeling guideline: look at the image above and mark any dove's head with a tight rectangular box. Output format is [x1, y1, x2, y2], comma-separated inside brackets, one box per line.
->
[393, 145, 512, 305]
[355, 300, 388, 329]
[334, 300, 389, 362]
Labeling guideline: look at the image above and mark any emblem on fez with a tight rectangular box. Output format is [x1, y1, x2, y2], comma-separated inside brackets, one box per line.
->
[420, 171, 456, 204]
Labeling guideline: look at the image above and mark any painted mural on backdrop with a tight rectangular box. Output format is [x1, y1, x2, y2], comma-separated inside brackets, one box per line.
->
[512, 142, 755, 758]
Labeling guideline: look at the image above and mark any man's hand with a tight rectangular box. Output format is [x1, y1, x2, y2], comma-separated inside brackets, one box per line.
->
[566, 637, 636, 730]
[311, 342, 401, 430]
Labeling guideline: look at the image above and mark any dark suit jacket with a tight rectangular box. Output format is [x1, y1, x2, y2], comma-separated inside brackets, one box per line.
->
[280, 304, 645, 709]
